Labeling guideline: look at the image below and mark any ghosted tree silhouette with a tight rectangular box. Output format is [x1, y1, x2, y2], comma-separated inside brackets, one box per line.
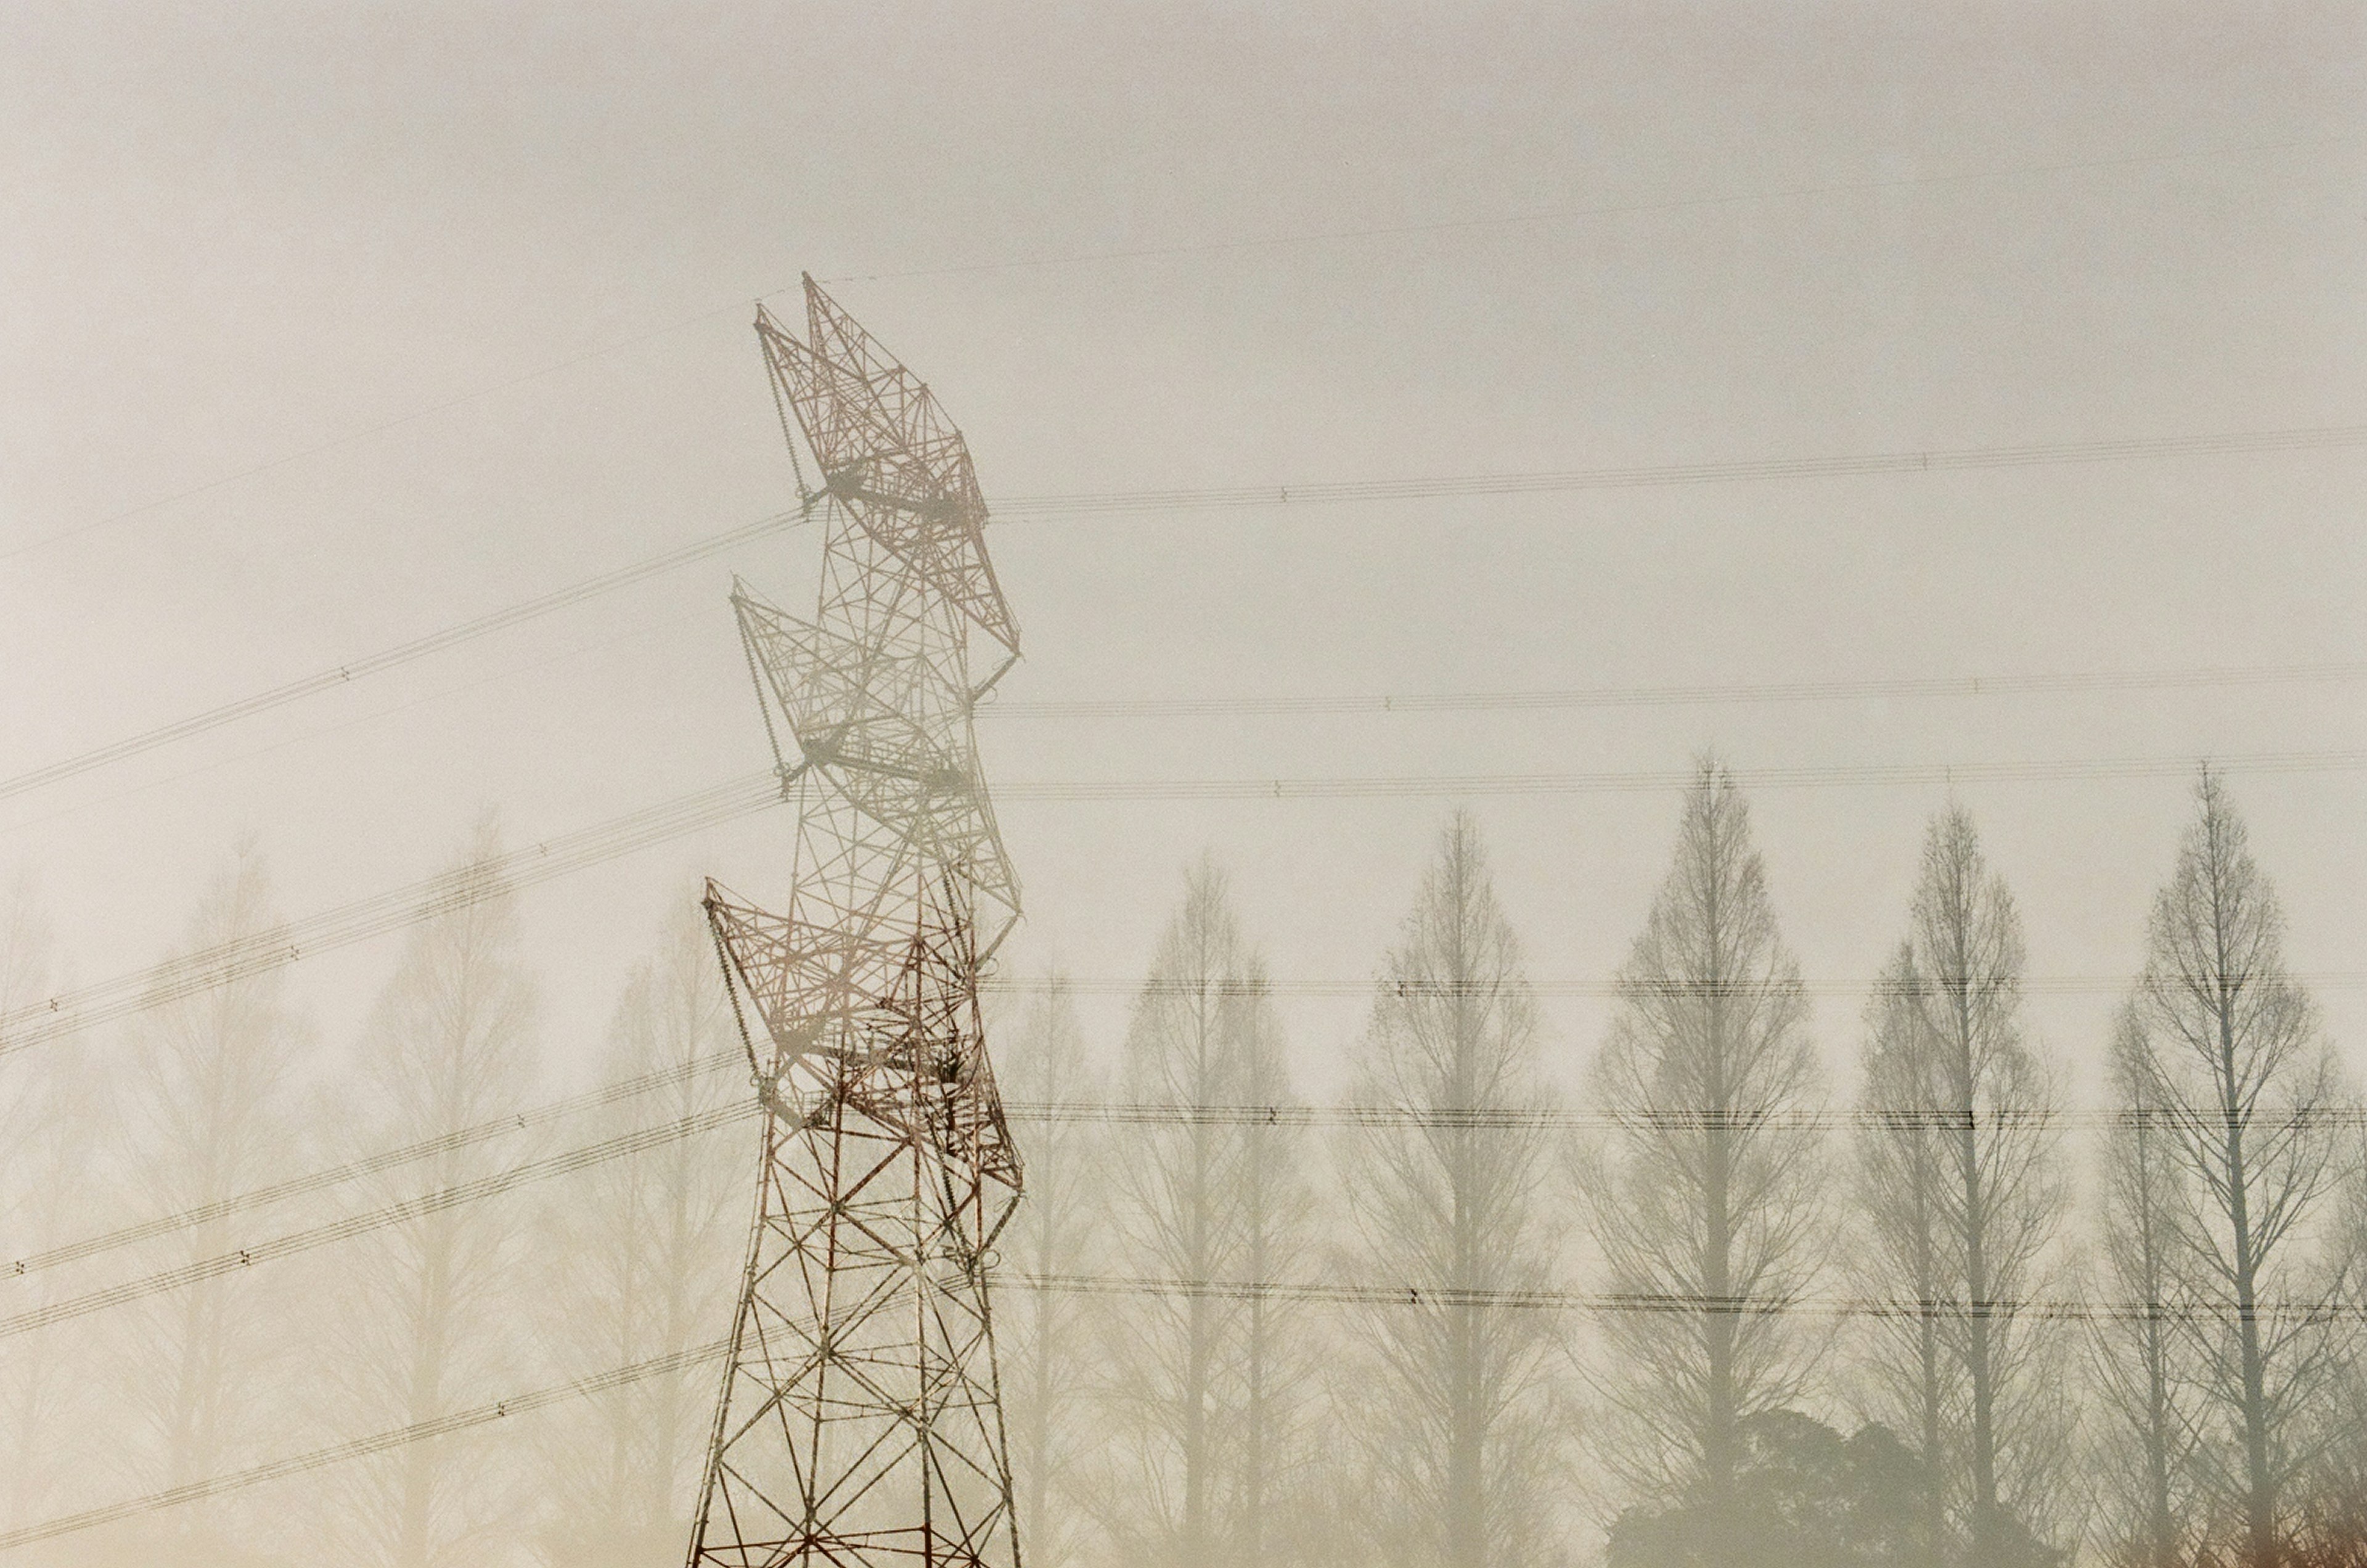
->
[1585, 763, 1829, 1524]
[528, 899, 745, 1566]
[325, 820, 541, 1568]
[1336, 813, 1561, 1568]
[999, 973, 1108, 1568]
[1102, 859, 1312, 1568]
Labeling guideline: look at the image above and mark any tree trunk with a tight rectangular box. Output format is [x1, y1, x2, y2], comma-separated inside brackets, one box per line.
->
[2219, 989, 2275, 1568]
[397, 1207, 454, 1568]
[1952, 979, 1999, 1537]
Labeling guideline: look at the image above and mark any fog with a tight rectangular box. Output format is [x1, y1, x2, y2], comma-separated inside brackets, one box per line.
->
[2, 4, 2364, 1564]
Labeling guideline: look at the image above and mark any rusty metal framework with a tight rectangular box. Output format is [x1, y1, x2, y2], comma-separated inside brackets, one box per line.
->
[688, 276, 1025, 1568]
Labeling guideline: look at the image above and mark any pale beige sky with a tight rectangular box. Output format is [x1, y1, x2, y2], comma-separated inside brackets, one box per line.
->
[3, 1, 2363, 1101]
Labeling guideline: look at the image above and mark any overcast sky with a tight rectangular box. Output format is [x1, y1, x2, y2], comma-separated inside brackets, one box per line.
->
[4, 1, 2363, 1104]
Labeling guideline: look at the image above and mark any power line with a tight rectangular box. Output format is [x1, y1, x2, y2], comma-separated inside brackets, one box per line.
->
[13, 129, 2337, 570]
[9, 1048, 743, 1281]
[0, 1337, 732, 1552]
[10, 745, 2363, 1060]
[14, 1082, 2342, 1323]
[18, 1077, 2352, 1324]
[981, 973, 2367, 1000]
[9, 1080, 2351, 1348]
[10, 1230, 2357, 1551]
[0, 597, 713, 843]
[0, 1102, 756, 1341]
[1000, 1102, 2367, 1133]
[12, 420, 2360, 811]
[992, 423, 2367, 522]
[1007, 1272, 2367, 1327]
[0, 510, 807, 806]
[987, 659, 2367, 721]
[997, 749, 2367, 802]
[0, 772, 782, 1056]
[9, 1241, 2350, 1550]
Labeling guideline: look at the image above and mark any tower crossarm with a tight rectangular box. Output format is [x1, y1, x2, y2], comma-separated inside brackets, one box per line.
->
[732, 586, 1021, 934]
[756, 277, 1021, 658]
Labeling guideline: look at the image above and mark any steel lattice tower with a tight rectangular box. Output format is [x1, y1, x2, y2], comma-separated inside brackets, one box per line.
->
[687, 276, 1026, 1568]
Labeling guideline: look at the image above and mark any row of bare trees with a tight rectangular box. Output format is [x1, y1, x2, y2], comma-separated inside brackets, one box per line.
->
[0, 830, 748, 1567]
[999, 771, 2364, 1568]
[1, 769, 2359, 1565]
[997, 828, 1568, 1568]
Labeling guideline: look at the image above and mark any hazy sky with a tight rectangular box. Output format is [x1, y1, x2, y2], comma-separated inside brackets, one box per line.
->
[4, 2, 2363, 1103]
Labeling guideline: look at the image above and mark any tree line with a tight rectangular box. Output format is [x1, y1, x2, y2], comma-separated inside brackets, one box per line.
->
[998, 769, 2365, 1568]
[0, 769, 2360, 1566]
[0, 822, 748, 1566]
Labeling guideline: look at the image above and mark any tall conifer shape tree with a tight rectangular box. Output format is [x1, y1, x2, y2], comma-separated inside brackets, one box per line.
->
[121, 846, 309, 1501]
[335, 821, 540, 1567]
[1858, 807, 2066, 1559]
[1338, 812, 1558, 1568]
[532, 902, 745, 1567]
[1854, 942, 1961, 1567]
[0, 872, 97, 1532]
[1587, 764, 1826, 1522]
[1232, 942, 1314, 1566]
[999, 974, 1106, 1568]
[1105, 859, 1304, 1568]
[2126, 772, 2352, 1567]
[2089, 1010, 2204, 1568]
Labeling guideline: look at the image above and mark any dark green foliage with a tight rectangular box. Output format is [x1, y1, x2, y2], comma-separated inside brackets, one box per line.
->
[1606, 1411, 2059, 1568]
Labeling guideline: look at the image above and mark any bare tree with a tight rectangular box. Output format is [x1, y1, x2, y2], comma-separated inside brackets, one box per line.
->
[0, 870, 101, 1533]
[1094, 862, 1306, 1568]
[1586, 764, 1828, 1521]
[2128, 772, 2355, 1566]
[2088, 1007, 2207, 1568]
[117, 846, 311, 1509]
[1854, 942, 1964, 1567]
[1858, 807, 2067, 1559]
[1336, 812, 1561, 1568]
[1230, 943, 1316, 1566]
[530, 899, 746, 1566]
[1100, 858, 1262, 1568]
[997, 974, 1108, 1568]
[329, 820, 541, 1567]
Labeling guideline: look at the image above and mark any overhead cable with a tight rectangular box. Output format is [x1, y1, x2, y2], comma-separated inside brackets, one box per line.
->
[9, 1048, 743, 1281]
[999, 1101, 2367, 1133]
[998, 749, 2367, 802]
[992, 423, 2367, 522]
[0, 511, 806, 806]
[1008, 1272, 2367, 1326]
[11, 747, 2365, 1058]
[10, 420, 2360, 808]
[14, 128, 2337, 569]
[0, 1103, 756, 1341]
[0, 1337, 732, 1551]
[0, 772, 780, 1055]
[979, 972, 2367, 1000]
[12, 1204, 2360, 1551]
[11, 1230, 2353, 1549]
[19, 1086, 2353, 1321]
[989, 659, 2367, 720]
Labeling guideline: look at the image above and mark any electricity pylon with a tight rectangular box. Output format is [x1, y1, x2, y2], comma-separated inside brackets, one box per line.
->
[687, 276, 1026, 1568]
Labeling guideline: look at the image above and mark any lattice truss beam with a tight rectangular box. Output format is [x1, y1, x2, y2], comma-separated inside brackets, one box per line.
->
[687, 277, 1025, 1568]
